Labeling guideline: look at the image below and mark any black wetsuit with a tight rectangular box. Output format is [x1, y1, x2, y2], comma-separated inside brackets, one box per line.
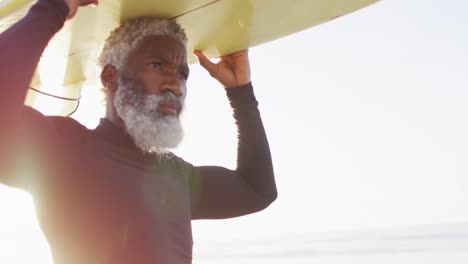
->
[0, 0, 276, 263]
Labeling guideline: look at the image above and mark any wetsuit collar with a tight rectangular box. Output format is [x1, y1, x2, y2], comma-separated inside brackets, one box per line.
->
[93, 118, 139, 151]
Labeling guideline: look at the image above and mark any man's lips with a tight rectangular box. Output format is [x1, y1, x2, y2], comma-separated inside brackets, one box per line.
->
[158, 100, 181, 116]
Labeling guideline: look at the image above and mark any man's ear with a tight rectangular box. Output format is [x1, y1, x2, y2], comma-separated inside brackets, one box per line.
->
[101, 64, 118, 93]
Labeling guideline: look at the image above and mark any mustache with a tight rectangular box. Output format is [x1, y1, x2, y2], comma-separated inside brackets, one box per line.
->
[157, 92, 184, 115]
[139, 91, 184, 115]
[117, 76, 184, 114]
[158, 92, 183, 106]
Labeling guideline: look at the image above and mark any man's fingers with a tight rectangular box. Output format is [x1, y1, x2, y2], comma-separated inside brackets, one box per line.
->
[194, 50, 218, 77]
[83, 0, 99, 6]
[64, 0, 99, 19]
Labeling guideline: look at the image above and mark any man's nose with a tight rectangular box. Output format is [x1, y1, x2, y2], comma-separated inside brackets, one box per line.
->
[161, 69, 183, 96]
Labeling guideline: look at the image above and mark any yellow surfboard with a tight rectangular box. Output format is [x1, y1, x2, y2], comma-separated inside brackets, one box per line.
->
[0, 0, 380, 116]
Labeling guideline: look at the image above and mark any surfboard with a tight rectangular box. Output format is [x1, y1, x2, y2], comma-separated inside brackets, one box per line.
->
[0, 0, 380, 116]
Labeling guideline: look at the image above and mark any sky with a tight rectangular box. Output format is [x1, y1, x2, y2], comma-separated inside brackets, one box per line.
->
[1, 0, 468, 263]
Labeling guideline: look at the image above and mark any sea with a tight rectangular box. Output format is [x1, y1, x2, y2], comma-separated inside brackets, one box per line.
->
[193, 224, 468, 264]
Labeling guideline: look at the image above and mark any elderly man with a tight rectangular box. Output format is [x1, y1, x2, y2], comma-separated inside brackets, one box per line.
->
[0, 0, 277, 263]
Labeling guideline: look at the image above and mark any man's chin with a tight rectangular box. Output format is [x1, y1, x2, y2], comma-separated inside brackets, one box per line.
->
[128, 118, 184, 154]
[146, 135, 184, 155]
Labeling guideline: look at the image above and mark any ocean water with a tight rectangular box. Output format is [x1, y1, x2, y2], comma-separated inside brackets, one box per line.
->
[193, 224, 468, 264]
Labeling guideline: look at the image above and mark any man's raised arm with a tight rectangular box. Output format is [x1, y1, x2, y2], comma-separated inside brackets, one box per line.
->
[0, 0, 97, 121]
[190, 50, 277, 219]
[0, 0, 69, 121]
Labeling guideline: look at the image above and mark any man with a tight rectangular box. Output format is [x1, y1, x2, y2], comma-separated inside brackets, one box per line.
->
[0, 0, 277, 263]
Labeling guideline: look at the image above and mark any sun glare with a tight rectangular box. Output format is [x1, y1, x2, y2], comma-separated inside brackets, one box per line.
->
[0, 186, 53, 264]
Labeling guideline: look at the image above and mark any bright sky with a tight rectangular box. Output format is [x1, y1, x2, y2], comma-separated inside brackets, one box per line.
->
[1, 0, 468, 263]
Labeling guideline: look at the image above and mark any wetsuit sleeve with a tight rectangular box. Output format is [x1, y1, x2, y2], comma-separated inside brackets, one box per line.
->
[0, 0, 68, 120]
[190, 83, 277, 219]
[0, 0, 69, 187]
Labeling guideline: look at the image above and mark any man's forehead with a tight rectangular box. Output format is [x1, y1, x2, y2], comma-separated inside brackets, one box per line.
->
[135, 36, 186, 62]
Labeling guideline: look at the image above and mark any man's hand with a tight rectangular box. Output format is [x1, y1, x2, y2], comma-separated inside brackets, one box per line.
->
[194, 50, 251, 89]
[63, 0, 98, 19]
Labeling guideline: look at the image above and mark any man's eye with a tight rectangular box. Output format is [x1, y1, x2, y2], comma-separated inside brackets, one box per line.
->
[149, 62, 162, 69]
[178, 71, 189, 80]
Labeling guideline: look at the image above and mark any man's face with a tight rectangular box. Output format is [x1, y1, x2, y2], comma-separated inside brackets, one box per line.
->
[113, 36, 189, 153]
[122, 35, 189, 110]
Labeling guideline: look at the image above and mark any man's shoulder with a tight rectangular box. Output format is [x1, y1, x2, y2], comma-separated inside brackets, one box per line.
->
[48, 115, 89, 134]
[20, 106, 90, 139]
[47, 116, 94, 148]
[159, 153, 197, 177]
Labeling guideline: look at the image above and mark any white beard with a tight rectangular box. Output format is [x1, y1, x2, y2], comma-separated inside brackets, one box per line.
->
[113, 78, 184, 154]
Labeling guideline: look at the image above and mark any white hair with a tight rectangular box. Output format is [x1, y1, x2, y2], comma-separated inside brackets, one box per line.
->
[98, 17, 188, 70]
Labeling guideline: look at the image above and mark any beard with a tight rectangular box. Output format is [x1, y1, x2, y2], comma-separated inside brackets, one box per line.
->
[113, 77, 184, 154]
